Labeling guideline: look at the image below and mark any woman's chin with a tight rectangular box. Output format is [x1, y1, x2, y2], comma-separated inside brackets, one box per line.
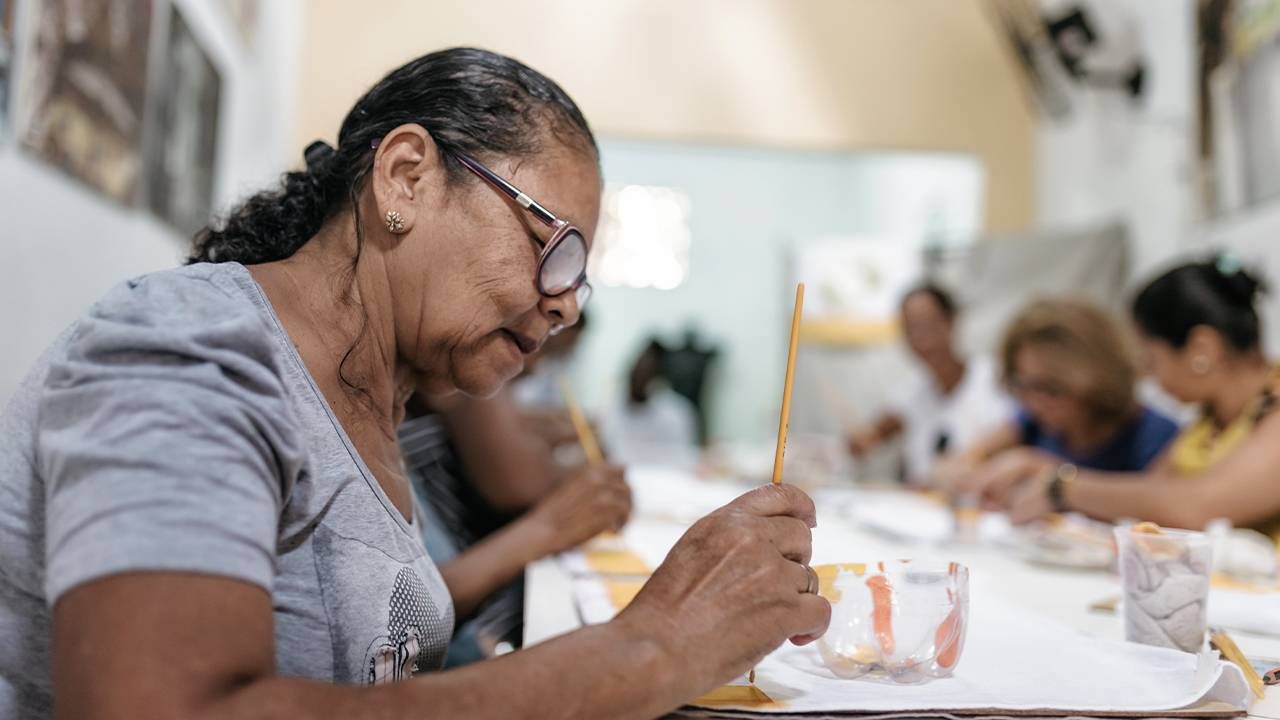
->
[453, 358, 523, 398]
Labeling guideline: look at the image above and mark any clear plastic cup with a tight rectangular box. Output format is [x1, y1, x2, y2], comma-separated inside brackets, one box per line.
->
[1113, 526, 1212, 653]
[815, 561, 969, 684]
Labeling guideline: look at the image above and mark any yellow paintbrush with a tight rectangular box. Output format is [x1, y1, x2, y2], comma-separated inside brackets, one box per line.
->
[772, 283, 805, 484]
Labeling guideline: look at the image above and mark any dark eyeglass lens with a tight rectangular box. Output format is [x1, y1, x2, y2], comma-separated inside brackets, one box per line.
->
[541, 230, 587, 294]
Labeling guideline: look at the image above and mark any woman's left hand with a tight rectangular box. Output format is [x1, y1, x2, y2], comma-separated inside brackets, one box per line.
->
[1004, 471, 1055, 524]
[966, 447, 1056, 510]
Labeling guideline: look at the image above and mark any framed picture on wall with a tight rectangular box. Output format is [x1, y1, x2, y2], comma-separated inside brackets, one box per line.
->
[1201, 0, 1280, 216]
[792, 235, 923, 346]
[0, 0, 15, 137]
[144, 4, 222, 237]
[223, 0, 259, 49]
[13, 0, 152, 204]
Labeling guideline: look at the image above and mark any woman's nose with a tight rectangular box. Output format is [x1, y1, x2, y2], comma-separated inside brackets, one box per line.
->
[540, 290, 581, 331]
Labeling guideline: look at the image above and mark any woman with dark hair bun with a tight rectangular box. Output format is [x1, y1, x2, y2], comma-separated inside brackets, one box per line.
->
[0, 48, 828, 718]
[976, 255, 1280, 542]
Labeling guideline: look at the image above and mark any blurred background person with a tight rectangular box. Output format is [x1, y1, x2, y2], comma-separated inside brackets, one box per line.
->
[944, 298, 1179, 496]
[846, 283, 1013, 486]
[509, 310, 595, 460]
[980, 258, 1280, 542]
[400, 389, 631, 666]
[601, 339, 700, 467]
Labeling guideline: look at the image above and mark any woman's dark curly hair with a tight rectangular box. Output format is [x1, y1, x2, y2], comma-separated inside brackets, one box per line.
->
[188, 47, 597, 399]
[190, 46, 597, 265]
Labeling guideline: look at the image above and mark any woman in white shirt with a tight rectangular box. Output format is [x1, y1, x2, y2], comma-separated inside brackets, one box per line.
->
[848, 284, 1013, 485]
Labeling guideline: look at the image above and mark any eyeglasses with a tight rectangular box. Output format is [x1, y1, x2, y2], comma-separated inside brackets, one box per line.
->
[450, 151, 592, 310]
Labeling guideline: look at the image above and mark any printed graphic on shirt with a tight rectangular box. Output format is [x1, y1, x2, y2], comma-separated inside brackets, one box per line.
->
[312, 522, 453, 683]
[365, 567, 450, 684]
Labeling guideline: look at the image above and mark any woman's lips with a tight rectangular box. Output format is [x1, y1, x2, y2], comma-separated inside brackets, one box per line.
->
[502, 328, 542, 355]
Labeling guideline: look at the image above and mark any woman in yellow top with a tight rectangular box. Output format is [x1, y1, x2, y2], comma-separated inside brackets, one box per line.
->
[974, 256, 1280, 542]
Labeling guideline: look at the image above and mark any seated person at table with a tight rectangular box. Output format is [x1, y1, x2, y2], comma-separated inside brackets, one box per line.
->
[941, 298, 1179, 491]
[602, 339, 699, 466]
[0, 48, 829, 719]
[400, 388, 630, 666]
[509, 310, 596, 458]
[846, 283, 1013, 485]
[973, 257, 1280, 541]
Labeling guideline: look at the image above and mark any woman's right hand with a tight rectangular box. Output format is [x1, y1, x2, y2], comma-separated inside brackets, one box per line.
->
[615, 484, 831, 697]
[527, 462, 632, 555]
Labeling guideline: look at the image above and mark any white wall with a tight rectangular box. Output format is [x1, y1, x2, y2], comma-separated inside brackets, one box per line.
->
[1034, 0, 1280, 353]
[297, 0, 1035, 234]
[0, 0, 301, 404]
[572, 138, 982, 444]
[1036, 0, 1199, 277]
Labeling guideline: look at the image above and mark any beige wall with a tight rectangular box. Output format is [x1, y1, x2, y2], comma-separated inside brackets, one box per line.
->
[296, 0, 1034, 232]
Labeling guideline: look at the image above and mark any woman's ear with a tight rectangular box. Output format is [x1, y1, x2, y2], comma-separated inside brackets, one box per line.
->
[1184, 325, 1227, 372]
[369, 124, 442, 238]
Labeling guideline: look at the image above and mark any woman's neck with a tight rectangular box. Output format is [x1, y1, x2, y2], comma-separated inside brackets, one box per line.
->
[1206, 357, 1272, 427]
[249, 220, 411, 437]
[928, 354, 966, 395]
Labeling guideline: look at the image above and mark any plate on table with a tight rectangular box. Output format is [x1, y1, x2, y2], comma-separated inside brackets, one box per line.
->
[1014, 514, 1115, 569]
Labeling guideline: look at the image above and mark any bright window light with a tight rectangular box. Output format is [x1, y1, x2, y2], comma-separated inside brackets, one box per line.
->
[592, 185, 691, 290]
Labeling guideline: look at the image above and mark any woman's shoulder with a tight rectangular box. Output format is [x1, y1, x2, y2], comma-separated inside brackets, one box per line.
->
[89, 262, 265, 327]
[43, 262, 290, 398]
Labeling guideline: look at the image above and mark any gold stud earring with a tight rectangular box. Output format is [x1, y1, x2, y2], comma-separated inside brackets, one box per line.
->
[1191, 356, 1211, 375]
[384, 209, 406, 234]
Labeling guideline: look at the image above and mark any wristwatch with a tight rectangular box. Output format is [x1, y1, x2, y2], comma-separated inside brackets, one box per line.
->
[1046, 462, 1078, 513]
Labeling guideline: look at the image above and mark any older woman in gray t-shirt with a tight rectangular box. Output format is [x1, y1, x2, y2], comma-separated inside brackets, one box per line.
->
[0, 48, 828, 719]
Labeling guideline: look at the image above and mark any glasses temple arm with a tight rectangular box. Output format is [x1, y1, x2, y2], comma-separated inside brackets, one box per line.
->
[453, 152, 558, 227]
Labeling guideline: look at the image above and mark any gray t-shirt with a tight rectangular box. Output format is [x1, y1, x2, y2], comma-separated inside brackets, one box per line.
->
[0, 262, 454, 717]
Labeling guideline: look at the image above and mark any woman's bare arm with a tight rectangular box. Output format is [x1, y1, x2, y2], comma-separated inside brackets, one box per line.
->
[1006, 414, 1280, 528]
[435, 387, 563, 514]
[54, 485, 830, 720]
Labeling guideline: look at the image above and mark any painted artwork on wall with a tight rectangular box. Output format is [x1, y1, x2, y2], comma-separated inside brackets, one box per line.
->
[0, 0, 17, 137]
[14, 0, 152, 204]
[792, 236, 923, 346]
[145, 6, 221, 237]
[224, 0, 258, 49]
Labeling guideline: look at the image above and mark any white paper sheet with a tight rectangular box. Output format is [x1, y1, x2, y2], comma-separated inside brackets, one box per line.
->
[697, 600, 1251, 715]
[1209, 587, 1280, 638]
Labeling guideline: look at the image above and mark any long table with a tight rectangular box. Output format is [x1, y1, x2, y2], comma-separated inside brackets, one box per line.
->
[524, 471, 1280, 719]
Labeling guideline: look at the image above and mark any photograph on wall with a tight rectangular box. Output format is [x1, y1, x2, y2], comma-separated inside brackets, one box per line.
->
[145, 6, 221, 237]
[223, 0, 258, 49]
[792, 236, 923, 345]
[14, 0, 152, 204]
[0, 0, 16, 137]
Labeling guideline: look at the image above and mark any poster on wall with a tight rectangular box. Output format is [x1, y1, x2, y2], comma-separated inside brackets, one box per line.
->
[223, 0, 258, 49]
[14, 0, 152, 204]
[792, 236, 923, 346]
[145, 6, 221, 237]
[0, 0, 16, 137]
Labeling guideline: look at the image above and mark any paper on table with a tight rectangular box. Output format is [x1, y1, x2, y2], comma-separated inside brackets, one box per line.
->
[842, 491, 955, 545]
[1208, 587, 1280, 638]
[690, 600, 1251, 716]
[627, 465, 748, 524]
[559, 546, 651, 577]
[1094, 584, 1280, 639]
